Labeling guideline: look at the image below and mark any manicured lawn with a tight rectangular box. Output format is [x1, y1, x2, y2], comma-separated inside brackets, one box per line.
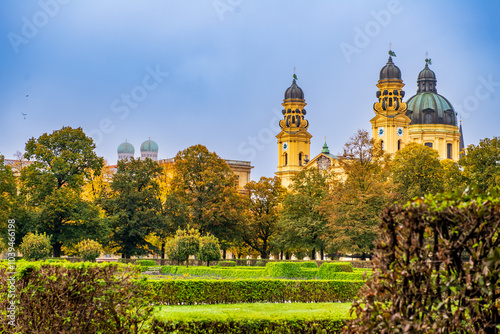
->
[152, 302, 353, 322]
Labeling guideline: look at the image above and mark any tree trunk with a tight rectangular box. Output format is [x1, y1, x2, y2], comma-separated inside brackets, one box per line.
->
[161, 242, 165, 259]
[53, 242, 62, 257]
[320, 248, 324, 260]
[311, 248, 316, 260]
[280, 250, 284, 260]
[285, 252, 290, 260]
[223, 248, 227, 259]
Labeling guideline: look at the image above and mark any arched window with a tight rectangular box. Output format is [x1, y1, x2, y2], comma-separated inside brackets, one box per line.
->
[425, 113, 432, 124]
[425, 142, 433, 148]
[447, 143, 452, 159]
[299, 152, 303, 166]
[284, 153, 288, 166]
[389, 98, 393, 107]
[381, 140, 384, 151]
[398, 140, 401, 151]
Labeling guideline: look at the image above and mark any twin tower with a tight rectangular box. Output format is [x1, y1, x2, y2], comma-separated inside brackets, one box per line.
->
[276, 53, 463, 187]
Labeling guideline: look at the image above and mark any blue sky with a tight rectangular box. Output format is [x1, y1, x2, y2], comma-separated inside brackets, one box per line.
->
[1, 0, 499, 180]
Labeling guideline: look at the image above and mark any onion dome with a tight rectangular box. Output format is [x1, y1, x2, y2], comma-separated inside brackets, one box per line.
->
[117, 141, 135, 154]
[284, 79, 304, 100]
[406, 62, 456, 126]
[379, 56, 402, 81]
[140, 139, 159, 153]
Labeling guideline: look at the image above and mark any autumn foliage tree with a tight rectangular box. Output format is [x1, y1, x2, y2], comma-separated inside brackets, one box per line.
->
[165, 145, 245, 252]
[321, 129, 393, 257]
[241, 176, 285, 259]
[460, 136, 500, 192]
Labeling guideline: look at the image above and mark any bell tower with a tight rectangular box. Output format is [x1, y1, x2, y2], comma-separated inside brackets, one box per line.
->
[275, 74, 311, 188]
[370, 50, 411, 155]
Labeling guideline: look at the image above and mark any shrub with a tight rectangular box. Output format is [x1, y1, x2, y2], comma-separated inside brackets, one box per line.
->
[198, 235, 221, 266]
[218, 260, 236, 267]
[135, 259, 157, 267]
[255, 260, 267, 266]
[344, 190, 500, 334]
[264, 262, 302, 278]
[318, 262, 353, 279]
[299, 261, 318, 268]
[166, 227, 200, 267]
[76, 239, 103, 262]
[0, 261, 153, 333]
[19, 232, 52, 260]
[145, 279, 364, 305]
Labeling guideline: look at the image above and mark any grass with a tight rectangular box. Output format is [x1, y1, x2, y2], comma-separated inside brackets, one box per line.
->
[152, 302, 353, 322]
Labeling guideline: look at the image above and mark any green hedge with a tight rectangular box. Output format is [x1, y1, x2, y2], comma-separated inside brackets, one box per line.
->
[263, 262, 302, 278]
[218, 260, 236, 267]
[144, 279, 364, 304]
[318, 262, 353, 278]
[160, 265, 264, 278]
[299, 261, 319, 268]
[150, 318, 345, 333]
[135, 259, 157, 267]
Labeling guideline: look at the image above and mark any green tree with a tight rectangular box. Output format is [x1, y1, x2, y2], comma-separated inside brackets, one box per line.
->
[198, 234, 221, 266]
[460, 136, 500, 192]
[240, 177, 285, 259]
[441, 159, 465, 193]
[102, 158, 166, 258]
[277, 168, 329, 260]
[21, 127, 106, 257]
[19, 232, 52, 260]
[391, 142, 444, 201]
[76, 239, 103, 262]
[165, 227, 201, 267]
[165, 145, 245, 251]
[321, 129, 393, 257]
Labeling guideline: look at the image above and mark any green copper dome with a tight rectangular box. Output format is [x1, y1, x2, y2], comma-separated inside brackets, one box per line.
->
[140, 139, 159, 152]
[406, 92, 456, 125]
[117, 141, 135, 154]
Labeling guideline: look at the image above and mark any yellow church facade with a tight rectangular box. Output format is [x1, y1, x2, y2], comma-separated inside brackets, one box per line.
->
[276, 52, 463, 187]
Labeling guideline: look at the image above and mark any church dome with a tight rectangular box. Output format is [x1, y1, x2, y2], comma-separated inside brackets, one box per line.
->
[406, 92, 456, 125]
[406, 62, 456, 126]
[140, 139, 159, 152]
[284, 79, 304, 100]
[379, 56, 402, 80]
[117, 141, 135, 154]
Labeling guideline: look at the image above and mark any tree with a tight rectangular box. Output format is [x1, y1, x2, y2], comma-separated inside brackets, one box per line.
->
[19, 232, 52, 260]
[460, 136, 500, 192]
[277, 168, 329, 260]
[441, 159, 465, 193]
[165, 227, 201, 267]
[102, 158, 166, 258]
[21, 127, 106, 257]
[240, 177, 285, 259]
[391, 142, 443, 201]
[165, 145, 245, 250]
[198, 234, 221, 266]
[76, 239, 103, 262]
[321, 129, 393, 257]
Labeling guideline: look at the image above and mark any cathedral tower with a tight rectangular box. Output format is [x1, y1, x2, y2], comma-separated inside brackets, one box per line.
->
[275, 75, 311, 188]
[370, 51, 411, 155]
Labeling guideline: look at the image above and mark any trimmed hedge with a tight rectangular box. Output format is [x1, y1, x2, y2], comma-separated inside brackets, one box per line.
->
[263, 262, 302, 278]
[318, 262, 353, 279]
[299, 261, 319, 268]
[135, 259, 157, 267]
[150, 318, 345, 333]
[144, 279, 364, 304]
[218, 260, 236, 267]
[160, 265, 264, 278]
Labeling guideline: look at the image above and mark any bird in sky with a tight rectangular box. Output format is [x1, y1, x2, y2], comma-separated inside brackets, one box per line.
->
[21, 112, 27, 119]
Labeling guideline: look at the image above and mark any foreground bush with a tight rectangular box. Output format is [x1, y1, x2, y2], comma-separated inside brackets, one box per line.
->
[144, 279, 363, 304]
[344, 190, 500, 334]
[19, 232, 52, 260]
[0, 261, 153, 333]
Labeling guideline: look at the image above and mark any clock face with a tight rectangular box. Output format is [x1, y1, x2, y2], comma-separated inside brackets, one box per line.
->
[282, 142, 288, 151]
[378, 127, 385, 137]
[397, 127, 404, 137]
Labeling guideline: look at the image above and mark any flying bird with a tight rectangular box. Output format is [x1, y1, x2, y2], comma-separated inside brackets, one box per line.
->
[21, 112, 27, 119]
[26, 95, 29, 97]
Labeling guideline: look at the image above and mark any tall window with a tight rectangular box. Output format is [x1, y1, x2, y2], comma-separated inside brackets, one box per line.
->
[284, 153, 287, 166]
[447, 143, 452, 159]
[381, 140, 384, 151]
[425, 113, 432, 124]
[425, 142, 433, 148]
[299, 152, 302, 166]
[398, 140, 401, 151]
